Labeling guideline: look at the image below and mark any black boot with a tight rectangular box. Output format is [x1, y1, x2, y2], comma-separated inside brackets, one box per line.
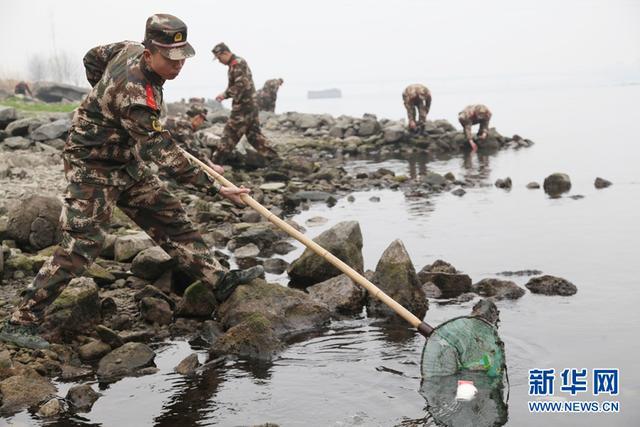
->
[0, 321, 50, 349]
[215, 265, 264, 303]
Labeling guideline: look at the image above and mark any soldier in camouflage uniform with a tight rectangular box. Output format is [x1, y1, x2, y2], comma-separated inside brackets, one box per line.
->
[212, 43, 278, 163]
[166, 104, 209, 155]
[256, 78, 284, 112]
[403, 84, 432, 133]
[0, 14, 261, 349]
[458, 104, 492, 151]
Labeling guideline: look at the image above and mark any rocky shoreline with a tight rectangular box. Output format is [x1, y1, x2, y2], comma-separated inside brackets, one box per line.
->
[0, 101, 580, 418]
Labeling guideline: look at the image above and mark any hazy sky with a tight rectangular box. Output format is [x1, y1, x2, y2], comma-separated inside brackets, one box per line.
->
[1, 0, 639, 117]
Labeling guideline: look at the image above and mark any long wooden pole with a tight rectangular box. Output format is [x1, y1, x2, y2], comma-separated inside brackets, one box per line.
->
[183, 150, 434, 338]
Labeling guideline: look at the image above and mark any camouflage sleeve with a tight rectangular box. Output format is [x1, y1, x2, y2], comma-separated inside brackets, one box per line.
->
[403, 94, 416, 123]
[224, 62, 248, 99]
[458, 116, 473, 140]
[83, 42, 129, 87]
[121, 106, 221, 195]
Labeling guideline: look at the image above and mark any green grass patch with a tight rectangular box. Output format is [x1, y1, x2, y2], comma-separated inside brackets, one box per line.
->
[0, 96, 78, 113]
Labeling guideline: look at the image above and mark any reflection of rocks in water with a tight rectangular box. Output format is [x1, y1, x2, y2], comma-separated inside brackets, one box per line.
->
[419, 372, 508, 427]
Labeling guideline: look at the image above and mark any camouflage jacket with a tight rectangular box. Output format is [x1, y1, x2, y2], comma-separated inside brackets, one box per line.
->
[65, 41, 220, 194]
[222, 55, 257, 106]
[402, 84, 431, 107]
[257, 79, 282, 111]
[458, 104, 492, 125]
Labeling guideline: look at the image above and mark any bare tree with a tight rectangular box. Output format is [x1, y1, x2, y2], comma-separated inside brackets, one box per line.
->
[27, 55, 48, 81]
[48, 51, 81, 85]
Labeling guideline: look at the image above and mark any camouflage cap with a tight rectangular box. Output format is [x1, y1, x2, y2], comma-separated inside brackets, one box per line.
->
[212, 42, 230, 56]
[144, 14, 195, 60]
[186, 104, 208, 117]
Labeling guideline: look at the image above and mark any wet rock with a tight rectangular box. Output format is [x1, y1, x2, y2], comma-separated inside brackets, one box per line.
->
[140, 297, 173, 325]
[471, 299, 500, 326]
[288, 221, 364, 288]
[497, 269, 543, 277]
[3, 136, 32, 149]
[570, 194, 585, 200]
[59, 365, 93, 381]
[3, 252, 48, 274]
[369, 196, 381, 202]
[5, 116, 47, 136]
[526, 181, 540, 189]
[305, 216, 328, 227]
[263, 258, 289, 274]
[472, 278, 525, 300]
[422, 172, 447, 188]
[96, 342, 156, 381]
[42, 277, 101, 339]
[0, 373, 57, 414]
[66, 384, 100, 412]
[543, 173, 571, 196]
[417, 260, 457, 282]
[367, 240, 428, 320]
[37, 398, 64, 417]
[234, 224, 281, 250]
[78, 340, 112, 361]
[131, 246, 173, 280]
[175, 353, 200, 375]
[84, 262, 116, 285]
[114, 232, 155, 262]
[176, 281, 217, 318]
[419, 272, 472, 299]
[234, 243, 260, 259]
[285, 191, 333, 208]
[31, 119, 71, 141]
[272, 240, 296, 255]
[134, 285, 176, 310]
[451, 188, 466, 197]
[594, 177, 612, 189]
[94, 325, 124, 349]
[6, 195, 62, 250]
[444, 172, 456, 181]
[358, 115, 380, 137]
[307, 274, 366, 316]
[494, 177, 512, 189]
[525, 275, 577, 296]
[383, 124, 405, 143]
[260, 182, 286, 191]
[211, 313, 284, 360]
[218, 279, 330, 340]
[421, 282, 443, 298]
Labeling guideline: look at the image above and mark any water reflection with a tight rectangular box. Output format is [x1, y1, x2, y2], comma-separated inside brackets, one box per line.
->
[419, 372, 508, 427]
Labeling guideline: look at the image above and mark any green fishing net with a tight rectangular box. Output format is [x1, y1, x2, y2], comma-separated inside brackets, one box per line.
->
[421, 316, 506, 379]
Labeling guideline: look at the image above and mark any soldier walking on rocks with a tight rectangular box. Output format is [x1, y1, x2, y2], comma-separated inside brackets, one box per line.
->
[458, 104, 492, 151]
[0, 14, 262, 350]
[402, 84, 431, 133]
[212, 43, 278, 163]
[257, 78, 284, 112]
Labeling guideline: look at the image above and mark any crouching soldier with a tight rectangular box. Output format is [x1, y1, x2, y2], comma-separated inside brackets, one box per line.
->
[458, 104, 492, 151]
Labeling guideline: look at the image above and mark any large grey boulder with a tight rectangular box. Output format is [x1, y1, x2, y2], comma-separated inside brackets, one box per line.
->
[288, 221, 364, 287]
[6, 195, 62, 250]
[543, 173, 571, 196]
[42, 277, 101, 340]
[357, 115, 381, 137]
[525, 275, 577, 296]
[97, 342, 156, 381]
[212, 279, 330, 360]
[31, 119, 71, 141]
[472, 278, 525, 300]
[307, 273, 366, 316]
[176, 280, 217, 318]
[367, 240, 428, 320]
[34, 82, 89, 103]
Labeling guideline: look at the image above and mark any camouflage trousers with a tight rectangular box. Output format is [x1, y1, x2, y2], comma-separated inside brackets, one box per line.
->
[459, 117, 490, 141]
[11, 174, 225, 325]
[406, 98, 431, 130]
[215, 102, 275, 163]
